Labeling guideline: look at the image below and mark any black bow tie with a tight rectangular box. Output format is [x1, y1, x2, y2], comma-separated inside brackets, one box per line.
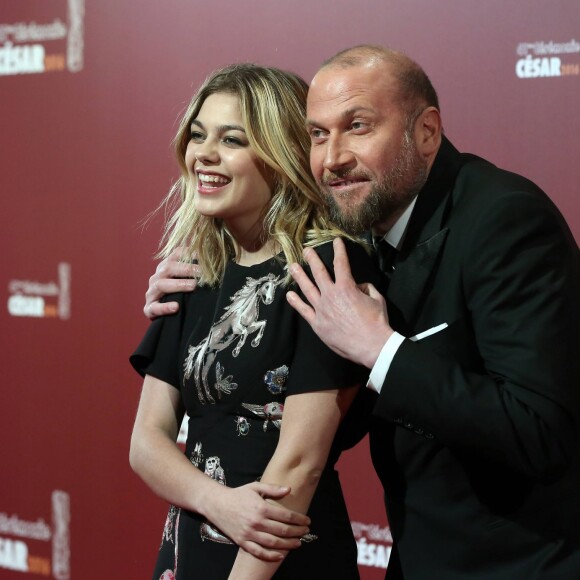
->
[374, 237, 398, 277]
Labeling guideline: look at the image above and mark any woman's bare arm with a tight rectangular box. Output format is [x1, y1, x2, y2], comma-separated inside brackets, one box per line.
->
[228, 385, 360, 579]
[130, 375, 310, 560]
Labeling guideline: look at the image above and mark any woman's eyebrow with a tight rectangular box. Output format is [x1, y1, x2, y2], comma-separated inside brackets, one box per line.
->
[190, 119, 246, 133]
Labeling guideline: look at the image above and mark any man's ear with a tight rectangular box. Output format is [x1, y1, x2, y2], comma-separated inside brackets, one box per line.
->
[414, 106, 442, 158]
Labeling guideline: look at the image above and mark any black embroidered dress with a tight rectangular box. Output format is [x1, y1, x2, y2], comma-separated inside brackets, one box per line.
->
[130, 241, 380, 579]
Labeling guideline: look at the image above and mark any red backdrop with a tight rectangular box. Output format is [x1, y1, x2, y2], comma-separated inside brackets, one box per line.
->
[1, 1, 578, 578]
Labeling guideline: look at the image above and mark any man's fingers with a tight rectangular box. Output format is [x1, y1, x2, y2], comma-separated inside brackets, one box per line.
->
[289, 262, 320, 305]
[365, 282, 383, 300]
[286, 291, 316, 324]
[145, 277, 196, 308]
[357, 282, 386, 305]
[303, 246, 333, 289]
[287, 262, 320, 325]
[144, 278, 197, 320]
[144, 301, 179, 319]
[167, 246, 186, 261]
[156, 260, 200, 280]
[332, 237, 355, 284]
[153, 277, 197, 296]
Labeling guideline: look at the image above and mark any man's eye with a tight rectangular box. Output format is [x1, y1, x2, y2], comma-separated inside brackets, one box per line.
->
[309, 129, 325, 141]
[351, 122, 367, 131]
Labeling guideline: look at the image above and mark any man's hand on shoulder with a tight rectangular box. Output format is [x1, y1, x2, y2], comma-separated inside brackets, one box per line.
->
[144, 247, 199, 319]
[286, 237, 393, 368]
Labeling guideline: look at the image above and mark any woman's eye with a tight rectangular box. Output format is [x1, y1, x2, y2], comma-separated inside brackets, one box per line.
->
[223, 136, 244, 146]
[189, 131, 204, 142]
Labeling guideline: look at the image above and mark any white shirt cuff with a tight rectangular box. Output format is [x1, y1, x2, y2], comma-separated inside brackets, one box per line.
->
[366, 332, 406, 394]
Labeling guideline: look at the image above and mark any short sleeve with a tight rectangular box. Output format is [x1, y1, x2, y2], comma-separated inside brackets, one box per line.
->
[129, 293, 186, 389]
[284, 238, 381, 396]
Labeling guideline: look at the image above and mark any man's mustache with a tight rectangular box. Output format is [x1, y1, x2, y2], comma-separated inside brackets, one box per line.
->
[320, 170, 372, 186]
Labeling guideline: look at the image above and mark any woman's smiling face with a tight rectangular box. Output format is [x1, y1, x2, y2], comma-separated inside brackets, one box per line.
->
[185, 92, 274, 236]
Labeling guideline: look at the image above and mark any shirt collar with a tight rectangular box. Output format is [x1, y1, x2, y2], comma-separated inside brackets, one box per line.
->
[373, 196, 417, 250]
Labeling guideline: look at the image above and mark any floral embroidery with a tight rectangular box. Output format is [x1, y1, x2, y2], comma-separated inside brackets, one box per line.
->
[263, 364, 289, 395]
[215, 362, 238, 397]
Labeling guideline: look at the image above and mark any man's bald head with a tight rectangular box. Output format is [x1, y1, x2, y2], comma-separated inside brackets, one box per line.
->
[319, 45, 440, 126]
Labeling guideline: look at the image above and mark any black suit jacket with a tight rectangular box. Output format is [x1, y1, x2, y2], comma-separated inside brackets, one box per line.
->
[370, 137, 580, 579]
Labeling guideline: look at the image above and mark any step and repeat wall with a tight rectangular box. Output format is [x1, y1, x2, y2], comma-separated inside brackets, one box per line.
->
[1, 1, 578, 578]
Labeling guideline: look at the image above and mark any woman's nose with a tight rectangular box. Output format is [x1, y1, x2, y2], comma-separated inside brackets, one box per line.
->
[194, 139, 219, 164]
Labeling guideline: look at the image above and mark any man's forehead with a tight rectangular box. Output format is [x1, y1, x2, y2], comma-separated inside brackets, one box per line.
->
[306, 65, 396, 119]
[310, 63, 394, 99]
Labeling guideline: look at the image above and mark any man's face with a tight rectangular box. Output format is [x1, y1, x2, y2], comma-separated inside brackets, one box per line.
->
[307, 62, 428, 234]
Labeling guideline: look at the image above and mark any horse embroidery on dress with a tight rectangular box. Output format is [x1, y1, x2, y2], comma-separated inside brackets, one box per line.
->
[183, 273, 283, 404]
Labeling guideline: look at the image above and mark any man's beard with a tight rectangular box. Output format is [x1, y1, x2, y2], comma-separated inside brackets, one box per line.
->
[321, 131, 428, 234]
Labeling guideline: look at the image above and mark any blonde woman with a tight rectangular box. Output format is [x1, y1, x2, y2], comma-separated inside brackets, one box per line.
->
[130, 64, 382, 579]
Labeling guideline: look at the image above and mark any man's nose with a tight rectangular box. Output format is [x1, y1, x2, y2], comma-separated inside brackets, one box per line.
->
[322, 134, 355, 172]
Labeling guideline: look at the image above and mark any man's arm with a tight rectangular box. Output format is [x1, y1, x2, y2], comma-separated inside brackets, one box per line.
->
[287, 198, 580, 481]
[374, 190, 580, 480]
[144, 248, 198, 319]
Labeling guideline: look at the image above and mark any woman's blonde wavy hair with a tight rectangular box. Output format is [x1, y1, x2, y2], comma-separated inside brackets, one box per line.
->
[158, 63, 357, 286]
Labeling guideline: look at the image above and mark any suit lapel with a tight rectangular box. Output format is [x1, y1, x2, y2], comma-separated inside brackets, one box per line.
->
[388, 227, 449, 325]
[387, 137, 463, 329]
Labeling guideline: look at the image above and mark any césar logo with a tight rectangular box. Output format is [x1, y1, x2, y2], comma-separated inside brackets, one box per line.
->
[7, 263, 71, 320]
[351, 521, 392, 569]
[0, 490, 70, 578]
[515, 39, 580, 79]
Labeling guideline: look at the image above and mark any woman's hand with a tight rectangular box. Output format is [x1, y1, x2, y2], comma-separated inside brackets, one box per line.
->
[131, 377, 309, 562]
[206, 482, 310, 561]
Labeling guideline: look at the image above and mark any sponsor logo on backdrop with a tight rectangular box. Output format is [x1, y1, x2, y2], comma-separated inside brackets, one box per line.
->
[7, 263, 71, 319]
[0, 491, 70, 578]
[352, 521, 392, 569]
[0, 0, 85, 76]
[515, 38, 580, 79]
